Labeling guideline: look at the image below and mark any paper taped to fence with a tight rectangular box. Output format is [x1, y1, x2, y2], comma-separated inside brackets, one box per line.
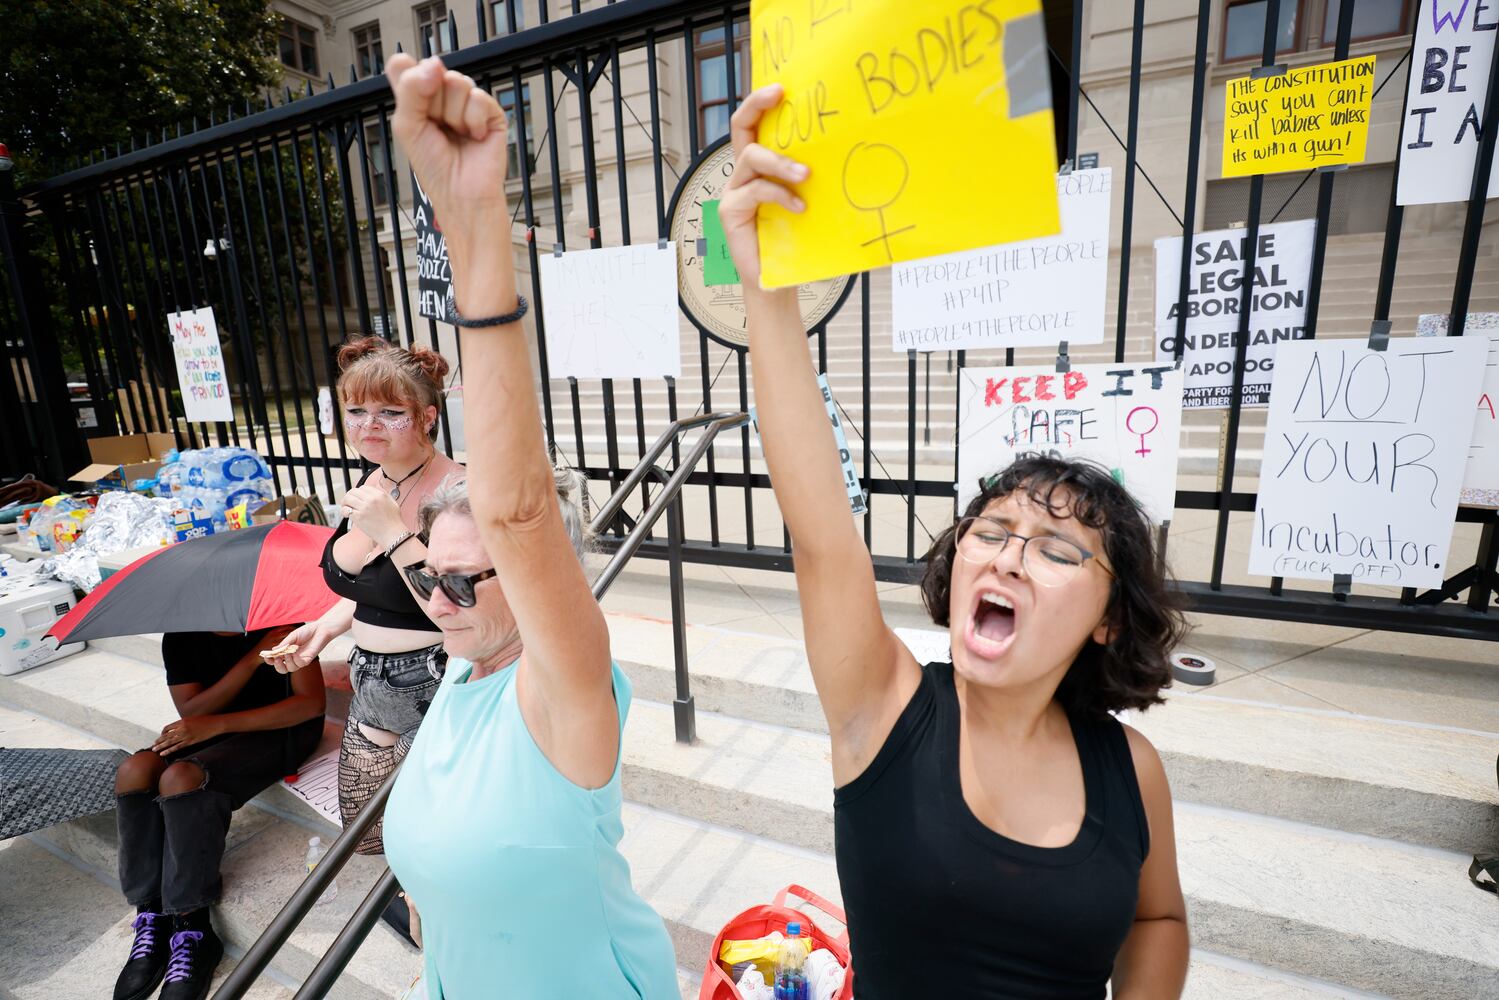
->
[891, 168, 1111, 353]
[1417, 312, 1499, 509]
[1153, 219, 1315, 409]
[539, 243, 681, 380]
[1397, 0, 1499, 205]
[1248, 338, 1487, 588]
[957, 362, 1184, 524]
[169, 307, 234, 423]
[750, 0, 1060, 289]
[1222, 55, 1375, 178]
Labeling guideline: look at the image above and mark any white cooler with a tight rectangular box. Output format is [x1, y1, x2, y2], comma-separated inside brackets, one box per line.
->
[0, 579, 86, 676]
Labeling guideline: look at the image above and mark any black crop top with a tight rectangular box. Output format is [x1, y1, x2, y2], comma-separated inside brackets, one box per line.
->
[320, 470, 441, 633]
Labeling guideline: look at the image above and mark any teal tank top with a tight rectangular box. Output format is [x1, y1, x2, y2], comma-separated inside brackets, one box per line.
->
[383, 657, 678, 999]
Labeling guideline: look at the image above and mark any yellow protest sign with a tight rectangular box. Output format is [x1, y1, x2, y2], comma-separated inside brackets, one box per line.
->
[1222, 55, 1375, 178]
[750, 0, 1060, 290]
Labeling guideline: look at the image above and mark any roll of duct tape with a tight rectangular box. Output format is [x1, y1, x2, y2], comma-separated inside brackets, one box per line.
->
[1171, 653, 1216, 686]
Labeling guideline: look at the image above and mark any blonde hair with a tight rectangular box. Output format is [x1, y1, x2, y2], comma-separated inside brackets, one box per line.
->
[336, 336, 450, 441]
[418, 470, 593, 563]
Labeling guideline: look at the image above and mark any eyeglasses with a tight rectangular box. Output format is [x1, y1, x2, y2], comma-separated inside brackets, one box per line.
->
[954, 516, 1106, 588]
[403, 563, 497, 607]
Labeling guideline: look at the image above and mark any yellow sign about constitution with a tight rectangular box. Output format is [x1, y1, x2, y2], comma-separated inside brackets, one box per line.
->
[750, 0, 1060, 290]
[1222, 55, 1375, 179]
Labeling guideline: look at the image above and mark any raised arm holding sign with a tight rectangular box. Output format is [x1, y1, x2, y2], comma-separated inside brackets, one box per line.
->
[748, 0, 1061, 288]
[717, 76, 1189, 999]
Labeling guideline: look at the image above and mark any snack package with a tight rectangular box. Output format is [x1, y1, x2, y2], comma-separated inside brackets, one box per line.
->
[173, 513, 215, 542]
[223, 502, 252, 531]
[719, 931, 810, 983]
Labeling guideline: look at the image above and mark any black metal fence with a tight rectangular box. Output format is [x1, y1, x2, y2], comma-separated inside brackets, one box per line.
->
[2, 0, 1497, 641]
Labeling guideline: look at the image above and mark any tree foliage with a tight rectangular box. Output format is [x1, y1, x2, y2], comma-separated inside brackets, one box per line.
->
[0, 0, 282, 183]
[3, 1, 363, 436]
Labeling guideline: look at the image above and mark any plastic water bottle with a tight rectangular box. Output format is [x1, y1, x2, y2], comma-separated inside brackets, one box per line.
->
[221, 448, 269, 483]
[224, 485, 265, 514]
[773, 923, 810, 1000]
[305, 837, 338, 905]
[184, 457, 208, 489]
[154, 461, 184, 497]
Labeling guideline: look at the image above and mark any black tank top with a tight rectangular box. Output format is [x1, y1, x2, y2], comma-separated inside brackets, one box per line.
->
[833, 661, 1148, 999]
[320, 469, 441, 633]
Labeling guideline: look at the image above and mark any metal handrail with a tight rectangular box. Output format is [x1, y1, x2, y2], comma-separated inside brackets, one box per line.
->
[588, 411, 745, 535]
[591, 413, 748, 597]
[213, 411, 748, 1000]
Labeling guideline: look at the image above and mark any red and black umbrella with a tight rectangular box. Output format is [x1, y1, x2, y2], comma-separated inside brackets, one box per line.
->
[48, 521, 338, 644]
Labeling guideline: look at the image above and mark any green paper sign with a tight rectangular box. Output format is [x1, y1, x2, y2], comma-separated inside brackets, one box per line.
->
[702, 199, 740, 287]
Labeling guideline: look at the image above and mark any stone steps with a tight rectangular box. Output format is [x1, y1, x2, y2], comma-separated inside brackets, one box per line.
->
[609, 616, 1499, 855]
[2, 737, 1371, 1000]
[9, 612, 1495, 998]
[605, 621, 1499, 998]
[1172, 803, 1496, 998]
[624, 715, 1496, 999]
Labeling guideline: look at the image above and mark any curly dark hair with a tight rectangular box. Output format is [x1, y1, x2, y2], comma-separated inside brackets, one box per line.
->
[919, 453, 1186, 718]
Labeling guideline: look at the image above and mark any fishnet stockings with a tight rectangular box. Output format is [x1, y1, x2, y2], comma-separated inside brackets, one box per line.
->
[338, 721, 414, 856]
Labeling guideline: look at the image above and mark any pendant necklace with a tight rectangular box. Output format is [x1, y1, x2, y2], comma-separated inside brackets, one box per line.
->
[384, 456, 432, 503]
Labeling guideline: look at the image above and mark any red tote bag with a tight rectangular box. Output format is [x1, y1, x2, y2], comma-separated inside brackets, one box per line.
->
[698, 884, 855, 1000]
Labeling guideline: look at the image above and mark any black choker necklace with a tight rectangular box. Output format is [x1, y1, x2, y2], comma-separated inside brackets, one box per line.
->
[384, 456, 432, 501]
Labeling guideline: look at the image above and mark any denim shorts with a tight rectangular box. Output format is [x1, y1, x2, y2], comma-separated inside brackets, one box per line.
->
[347, 643, 447, 736]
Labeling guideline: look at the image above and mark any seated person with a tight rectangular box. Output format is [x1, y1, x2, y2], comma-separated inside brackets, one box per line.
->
[112, 627, 325, 1000]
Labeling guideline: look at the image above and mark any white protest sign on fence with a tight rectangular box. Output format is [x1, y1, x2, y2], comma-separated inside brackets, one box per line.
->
[539, 243, 681, 380]
[1418, 312, 1499, 508]
[169, 307, 234, 422]
[957, 362, 1184, 524]
[891, 168, 1112, 353]
[1154, 219, 1314, 409]
[1248, 338, 1487, 588]
[1396, 0, 1498, 206]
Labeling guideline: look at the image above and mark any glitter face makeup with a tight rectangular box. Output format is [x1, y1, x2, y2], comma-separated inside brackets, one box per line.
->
[344, 407, 415, 433]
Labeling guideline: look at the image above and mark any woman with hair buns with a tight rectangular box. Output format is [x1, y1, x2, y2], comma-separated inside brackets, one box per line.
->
[377, 53, 677, 997]
[266, 336, 462, 937]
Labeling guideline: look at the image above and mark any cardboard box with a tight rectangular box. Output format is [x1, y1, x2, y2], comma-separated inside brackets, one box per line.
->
[69, 432, 177, 487]
[252, 495, 327, 527]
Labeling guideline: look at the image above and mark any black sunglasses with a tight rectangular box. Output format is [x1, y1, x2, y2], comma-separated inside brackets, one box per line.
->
[403, 563, 497, 608]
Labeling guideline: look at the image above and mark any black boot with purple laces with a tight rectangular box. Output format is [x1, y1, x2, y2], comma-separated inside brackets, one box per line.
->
[113, 908, 168, 1000]
[157, 911, 224, 1000]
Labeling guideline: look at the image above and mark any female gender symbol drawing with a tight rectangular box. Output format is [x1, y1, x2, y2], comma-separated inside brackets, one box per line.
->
[842, 141, 915, 261]
[1125, 406, 1159, 457]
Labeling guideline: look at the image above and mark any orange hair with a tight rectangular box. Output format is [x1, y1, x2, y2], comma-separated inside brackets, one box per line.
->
[336, 337, 450, 440]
